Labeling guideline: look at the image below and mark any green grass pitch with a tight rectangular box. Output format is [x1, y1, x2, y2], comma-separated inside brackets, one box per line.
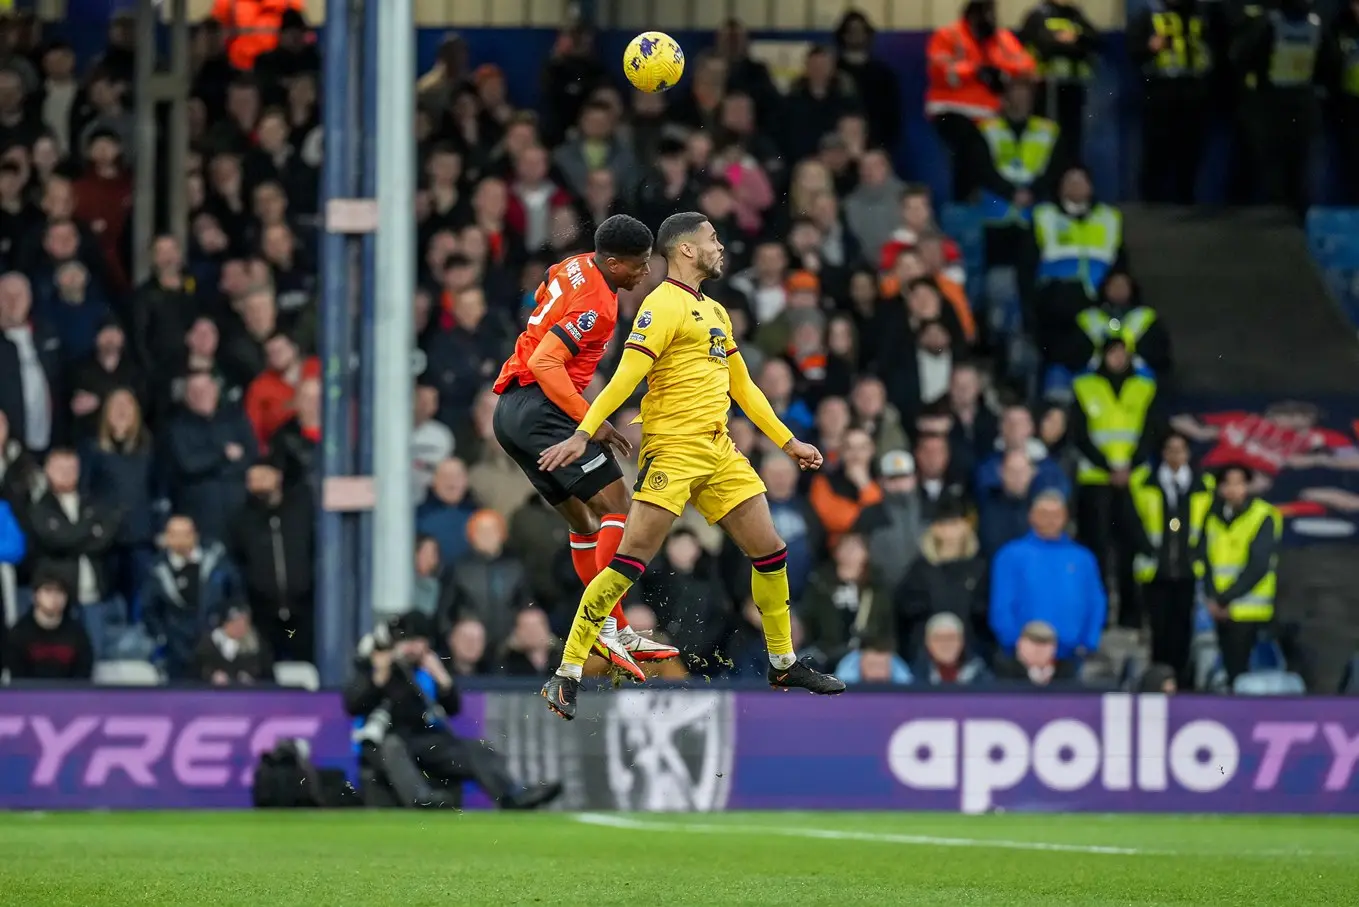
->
[1, 811, 1356, 906]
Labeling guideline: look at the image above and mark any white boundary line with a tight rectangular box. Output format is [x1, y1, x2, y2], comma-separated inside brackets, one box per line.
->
[573, 812, 1157, 856]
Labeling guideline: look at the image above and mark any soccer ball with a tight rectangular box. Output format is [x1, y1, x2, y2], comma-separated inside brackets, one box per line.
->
[623, 31, 685, 93]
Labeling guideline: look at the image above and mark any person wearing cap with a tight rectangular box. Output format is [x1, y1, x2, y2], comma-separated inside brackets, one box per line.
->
[994, 618, 1079, 684]
[914, 611, 991, 685]
[853, 448, 925, 591]
[3, 571, 93, 680]
[1070, 337, 1159, 632]
[991, 489, 1106, 663]
[894, 491, 987, 655]
[1127, 431, 1215, 687]
[345, 612, 562, 810]
[1200, 463, 1282, 683]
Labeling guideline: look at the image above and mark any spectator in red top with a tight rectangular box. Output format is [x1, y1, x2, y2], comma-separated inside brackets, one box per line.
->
[925, 0, 1036, 200]
[877, 183, 963, 274]
[471, 176, 526, 270]
[72, 128, 131, 294]
[506, 144, 573, 254]
[244, 331, 320, 449]
[269, 374, 320, 489]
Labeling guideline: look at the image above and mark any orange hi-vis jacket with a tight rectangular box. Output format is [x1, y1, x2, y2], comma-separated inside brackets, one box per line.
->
[925, 19, 1036, 120]
[212, 0, 306, 71]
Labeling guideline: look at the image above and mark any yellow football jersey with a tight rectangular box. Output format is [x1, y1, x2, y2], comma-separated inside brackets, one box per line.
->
[623, 278, 738, 437]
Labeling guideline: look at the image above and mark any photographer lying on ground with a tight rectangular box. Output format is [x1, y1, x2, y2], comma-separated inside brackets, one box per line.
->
[344, 612, 562, 809]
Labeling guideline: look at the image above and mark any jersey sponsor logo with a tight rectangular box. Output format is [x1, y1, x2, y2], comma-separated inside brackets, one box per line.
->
[629, 331, 646, 343]
[576, 310, 598, 333]
[648, 470, 669, 491]
[708, 327, 729, 360]
[636, 310, 653, 329]
[564, 320, 583, 342]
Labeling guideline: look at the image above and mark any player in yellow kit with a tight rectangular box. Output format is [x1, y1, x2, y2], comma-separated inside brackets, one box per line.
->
[536, 212, 845, 718]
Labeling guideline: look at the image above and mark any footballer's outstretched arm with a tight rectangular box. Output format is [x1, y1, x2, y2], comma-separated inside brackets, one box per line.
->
[728, 351, 824, 472]
[538, 347, 654, 471]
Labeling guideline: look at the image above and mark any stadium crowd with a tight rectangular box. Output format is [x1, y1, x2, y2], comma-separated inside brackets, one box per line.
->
[0, 0, 1334, 692]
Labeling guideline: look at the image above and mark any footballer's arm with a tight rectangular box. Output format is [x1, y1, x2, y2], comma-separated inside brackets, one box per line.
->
[526, 330, 591, 423]
[538, 346, 655, 471]
[728, 351, 824, 472]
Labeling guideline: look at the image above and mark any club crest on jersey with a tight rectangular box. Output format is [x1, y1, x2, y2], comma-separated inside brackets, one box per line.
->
[577, 310, 598, 333]
[636, 310, 653, 329]
[708, 327, 728, 360]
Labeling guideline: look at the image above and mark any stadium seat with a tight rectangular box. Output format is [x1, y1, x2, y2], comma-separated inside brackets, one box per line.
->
[274, 661, 321, 691]
[1232, 670, 1306, 696]
[93, 660, 162, 686]
[1249, 638, 1287, 672]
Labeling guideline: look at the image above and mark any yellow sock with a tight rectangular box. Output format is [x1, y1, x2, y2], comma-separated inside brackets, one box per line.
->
[750, 548, 795, 670]
[560, 561, 643, 673]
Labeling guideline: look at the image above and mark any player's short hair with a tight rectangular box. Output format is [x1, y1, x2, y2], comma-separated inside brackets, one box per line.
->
[656, 211, 710, 259]
[593, 214, 653, 260]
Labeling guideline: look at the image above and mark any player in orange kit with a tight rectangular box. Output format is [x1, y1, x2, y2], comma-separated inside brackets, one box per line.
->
[491, 214, 679, 679]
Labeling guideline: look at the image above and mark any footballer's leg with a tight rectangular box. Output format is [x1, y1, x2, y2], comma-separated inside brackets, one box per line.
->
[499, 382, 651, 680]
[582, 482, 679, 665]
[700, 440, 845, 695]
[554, 494, 647, 683]
[544, 438, 695, 720]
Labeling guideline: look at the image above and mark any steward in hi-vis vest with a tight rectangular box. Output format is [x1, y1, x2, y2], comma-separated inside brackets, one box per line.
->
[1128, 0, 1222, 203]
[975, 78, 1067, 274]
[1199, 463, 1283, 683]
[1019, 0, 1101, 152]
[1128, 431, 1213, 687]
[1070, 338, 1158, 634]
[1229, 0, 1324, 212]
[1068, 271, 1173, 381]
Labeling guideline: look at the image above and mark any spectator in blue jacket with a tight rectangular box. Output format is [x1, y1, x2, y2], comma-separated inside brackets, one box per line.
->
[989, 490, 1106, 661]
[975, 403, 1070, 499]
[416, 456, 477, 566]
[165, 372, 256, 542]
[978, 449, 1038, 558]
[37, 260, 111, 366]
[0, 498, 23, 565]
[80, 389, 161, 618]
[0, 498, 24, 633]
[142, 514, 244, 680]
[834, 637, 914, 684]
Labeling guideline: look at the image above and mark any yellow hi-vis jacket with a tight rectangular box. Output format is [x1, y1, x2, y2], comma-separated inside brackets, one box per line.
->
[1201, 497, 1282, 623]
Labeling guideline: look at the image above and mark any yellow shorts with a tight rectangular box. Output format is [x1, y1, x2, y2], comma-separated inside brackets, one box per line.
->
[632, 430, 766, 524]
